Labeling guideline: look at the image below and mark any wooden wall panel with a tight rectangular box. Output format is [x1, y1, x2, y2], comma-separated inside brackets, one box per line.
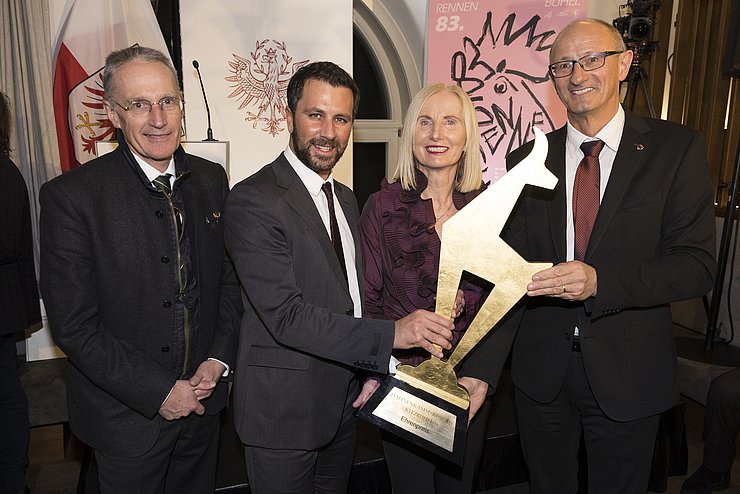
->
[666, 0, 738, 210]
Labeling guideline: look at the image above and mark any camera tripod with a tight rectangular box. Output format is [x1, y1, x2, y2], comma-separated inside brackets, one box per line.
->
[623, 63, 657, 118]
[675, 73, 740, 366]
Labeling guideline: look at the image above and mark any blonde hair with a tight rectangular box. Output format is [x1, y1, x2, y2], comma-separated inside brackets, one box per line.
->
[391, 84, 482, 192]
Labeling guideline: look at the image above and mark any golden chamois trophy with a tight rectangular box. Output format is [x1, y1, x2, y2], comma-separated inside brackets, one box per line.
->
[357, 127, 556, 464]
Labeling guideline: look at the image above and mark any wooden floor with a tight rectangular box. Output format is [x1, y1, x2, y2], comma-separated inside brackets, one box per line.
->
[482, 395, 740, 494]
[27, 424, 84, 494]
[24, 396, 740, 494]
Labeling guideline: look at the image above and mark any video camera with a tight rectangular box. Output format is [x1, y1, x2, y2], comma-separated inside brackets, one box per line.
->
[613, 0, 661, 44]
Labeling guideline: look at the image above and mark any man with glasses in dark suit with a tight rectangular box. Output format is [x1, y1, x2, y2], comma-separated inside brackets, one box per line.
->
[40, 46, 242, 493]
[501, 18, 716, 493]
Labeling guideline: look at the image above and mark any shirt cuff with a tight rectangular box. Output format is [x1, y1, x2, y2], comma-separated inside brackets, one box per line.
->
[388, 355, 400, 374]
[160, 383, 175, 409]
[208, 357, 230, 377]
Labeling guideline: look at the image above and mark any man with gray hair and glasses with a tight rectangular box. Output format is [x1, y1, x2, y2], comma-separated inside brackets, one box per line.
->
[40, 45, 242, 493]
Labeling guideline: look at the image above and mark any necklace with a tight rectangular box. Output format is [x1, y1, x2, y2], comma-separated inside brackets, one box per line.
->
[434, 200, 454, 221]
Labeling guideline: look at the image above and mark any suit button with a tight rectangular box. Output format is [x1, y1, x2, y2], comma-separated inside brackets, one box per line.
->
[354, 361, 360, 367]
[346, 309, 353, 316]
[161, 256, 170, 263]
[161, 345, 170, 352]
[162, 300, 171, 308]
[372, 364, 378, 370]
[155, 210, 164, 218]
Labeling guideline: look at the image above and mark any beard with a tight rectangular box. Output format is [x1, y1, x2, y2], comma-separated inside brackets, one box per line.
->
[291, 131, 347, 175]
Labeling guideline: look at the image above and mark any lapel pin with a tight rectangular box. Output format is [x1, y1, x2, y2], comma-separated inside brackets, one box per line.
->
[213, 211, 221, 222]
[635, 143, 645, 151]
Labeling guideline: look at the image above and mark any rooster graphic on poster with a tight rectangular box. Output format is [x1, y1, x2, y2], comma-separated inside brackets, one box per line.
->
[226, 40, 308, 136]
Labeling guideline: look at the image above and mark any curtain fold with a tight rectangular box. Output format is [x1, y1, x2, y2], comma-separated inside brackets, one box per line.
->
[1, 0, 61, 269]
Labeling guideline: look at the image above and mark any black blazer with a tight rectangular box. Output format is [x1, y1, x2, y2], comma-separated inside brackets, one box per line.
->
[0, 154, 41, 335]
[225, 153, 395, 450]
[40, 142, 242, 456]
[503, 110, 716, 421]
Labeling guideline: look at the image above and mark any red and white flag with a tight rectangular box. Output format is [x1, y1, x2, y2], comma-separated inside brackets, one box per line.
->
[52, 0, 169, 173]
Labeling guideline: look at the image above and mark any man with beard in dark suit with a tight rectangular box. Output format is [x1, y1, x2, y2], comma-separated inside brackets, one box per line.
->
[225, 62, 456, 494]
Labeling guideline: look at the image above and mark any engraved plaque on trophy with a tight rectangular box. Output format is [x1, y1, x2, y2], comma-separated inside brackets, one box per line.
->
[357, 127, 556, 464]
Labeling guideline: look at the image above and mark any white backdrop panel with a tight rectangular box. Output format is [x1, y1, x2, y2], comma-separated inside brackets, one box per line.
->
[180, 1, 352, 185]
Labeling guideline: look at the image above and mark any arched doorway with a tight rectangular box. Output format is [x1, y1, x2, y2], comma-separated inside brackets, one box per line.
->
[352, 0, 420, 208]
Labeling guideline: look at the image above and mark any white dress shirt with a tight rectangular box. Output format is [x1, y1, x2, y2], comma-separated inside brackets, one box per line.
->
[284, 147, 363, 318]
[565, 105, 625, 337]
[564, 105, 626, 261]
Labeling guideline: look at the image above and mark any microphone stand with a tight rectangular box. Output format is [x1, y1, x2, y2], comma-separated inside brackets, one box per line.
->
[192, 60, 217, 141]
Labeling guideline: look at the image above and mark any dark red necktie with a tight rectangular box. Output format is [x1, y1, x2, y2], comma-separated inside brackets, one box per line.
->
[573, 139, 605, 261]
[321, 182, 348, 281]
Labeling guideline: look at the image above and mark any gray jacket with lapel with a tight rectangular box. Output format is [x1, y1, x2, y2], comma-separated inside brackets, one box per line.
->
[225, 153, 395, 449]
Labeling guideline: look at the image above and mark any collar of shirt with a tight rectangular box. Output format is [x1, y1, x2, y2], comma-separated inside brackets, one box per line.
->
[565, 104, 625, 156]
[133, 153, 176, 188]
[564, 105, 626, 263]
[284, 146, 335, 198]
[282, 146, 363, 318]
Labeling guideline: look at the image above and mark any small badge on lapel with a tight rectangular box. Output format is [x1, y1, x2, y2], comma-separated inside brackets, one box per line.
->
[635, 143, 645, 151]
[206, 211, 221, 224]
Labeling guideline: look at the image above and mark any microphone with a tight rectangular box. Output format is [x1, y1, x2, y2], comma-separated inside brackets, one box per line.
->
[192, 60, 216, 141]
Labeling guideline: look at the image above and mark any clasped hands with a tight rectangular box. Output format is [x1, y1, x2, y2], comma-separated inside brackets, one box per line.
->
[159, 360, 225, 420]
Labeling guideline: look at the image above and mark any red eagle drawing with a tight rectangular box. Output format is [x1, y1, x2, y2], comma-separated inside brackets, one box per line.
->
[226, 40, 308, 136]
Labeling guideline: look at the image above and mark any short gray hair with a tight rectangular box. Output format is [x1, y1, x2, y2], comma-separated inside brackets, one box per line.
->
[103, 45, 178, 100]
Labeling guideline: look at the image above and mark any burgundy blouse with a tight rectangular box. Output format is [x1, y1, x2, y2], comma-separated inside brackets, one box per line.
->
[360, 170, 488, 366]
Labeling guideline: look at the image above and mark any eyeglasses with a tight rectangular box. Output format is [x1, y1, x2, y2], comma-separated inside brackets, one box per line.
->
[548, 51, 624, 78]
[109, 96, 184, 116]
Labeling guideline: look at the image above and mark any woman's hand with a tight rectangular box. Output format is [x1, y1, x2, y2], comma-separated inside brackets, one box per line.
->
[352, 377, 381, 409]
[451, 289, 466, 319]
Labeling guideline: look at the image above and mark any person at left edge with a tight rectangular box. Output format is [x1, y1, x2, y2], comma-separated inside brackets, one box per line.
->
[0, 91, 42, 494]
[39, 46, 242, 493]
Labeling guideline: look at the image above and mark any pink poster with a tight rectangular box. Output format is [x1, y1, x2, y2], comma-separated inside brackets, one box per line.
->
[427, 1, 587, 182]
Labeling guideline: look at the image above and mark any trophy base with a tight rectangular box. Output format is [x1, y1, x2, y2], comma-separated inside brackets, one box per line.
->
[356, 374, 468, 465]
